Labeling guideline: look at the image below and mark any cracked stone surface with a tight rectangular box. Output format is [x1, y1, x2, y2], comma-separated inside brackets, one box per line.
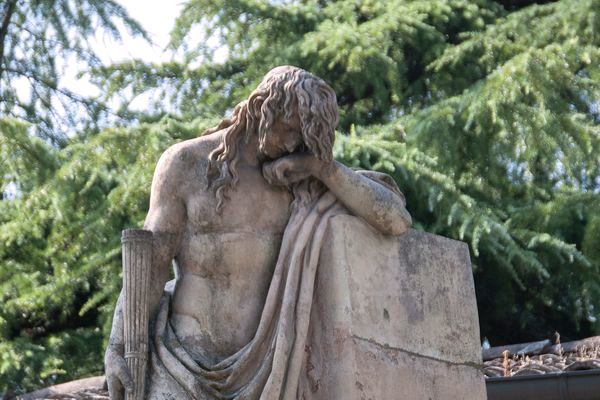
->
[307, 215, 487, 399]
[351, 334, 483, 370]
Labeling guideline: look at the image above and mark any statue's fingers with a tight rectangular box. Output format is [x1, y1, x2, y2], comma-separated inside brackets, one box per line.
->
[107, 374, 124, 400]
[262, 163, 275, 184]
[117, 362, 135, 394]
[285, 171, 308, 184]
[274, 166, 288, 185]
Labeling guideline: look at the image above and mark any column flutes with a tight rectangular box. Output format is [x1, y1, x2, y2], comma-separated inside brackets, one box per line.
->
[121, 229, 153, 400]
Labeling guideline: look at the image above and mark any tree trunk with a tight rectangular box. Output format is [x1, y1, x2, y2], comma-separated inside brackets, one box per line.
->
[0, 0, 17, 82]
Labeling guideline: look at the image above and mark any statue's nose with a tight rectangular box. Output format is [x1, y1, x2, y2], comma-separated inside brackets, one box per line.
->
[284, 141, 296, 152]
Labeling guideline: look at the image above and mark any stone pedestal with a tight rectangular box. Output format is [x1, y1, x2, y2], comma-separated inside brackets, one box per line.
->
[309, 215, 486, 399]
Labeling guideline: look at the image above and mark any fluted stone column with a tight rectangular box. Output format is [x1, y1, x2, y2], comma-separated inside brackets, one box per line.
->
[121, 229, 153, 400]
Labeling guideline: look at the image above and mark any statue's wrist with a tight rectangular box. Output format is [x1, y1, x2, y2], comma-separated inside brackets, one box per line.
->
[314, 159, 336, 181]
[107, 341, 124, 354]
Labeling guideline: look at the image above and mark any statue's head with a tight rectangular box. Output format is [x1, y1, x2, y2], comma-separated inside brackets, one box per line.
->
[248, 66, 338, 162]
[206, 66, 339, 212]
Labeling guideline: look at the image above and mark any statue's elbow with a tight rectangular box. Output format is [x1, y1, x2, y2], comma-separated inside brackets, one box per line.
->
[388, 209, 412, 236]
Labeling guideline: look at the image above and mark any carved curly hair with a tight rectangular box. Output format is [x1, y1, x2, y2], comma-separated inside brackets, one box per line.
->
[203, 65, 339, 213]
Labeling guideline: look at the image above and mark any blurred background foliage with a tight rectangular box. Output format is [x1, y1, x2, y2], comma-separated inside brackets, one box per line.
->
[0, 0, 148, 145]
[1, 0, 599, 394]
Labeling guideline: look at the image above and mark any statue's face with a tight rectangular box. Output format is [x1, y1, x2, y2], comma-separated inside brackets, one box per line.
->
[260, 111, 303, 160]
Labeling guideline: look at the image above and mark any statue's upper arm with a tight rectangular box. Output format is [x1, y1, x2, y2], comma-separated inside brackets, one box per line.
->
[142, 145, 188, 311]
[144, 145, 187, 234]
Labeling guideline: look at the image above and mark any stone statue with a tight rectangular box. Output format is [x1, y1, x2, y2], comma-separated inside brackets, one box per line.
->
[104, 66, 486, 400]
[105, 66, 411, 399]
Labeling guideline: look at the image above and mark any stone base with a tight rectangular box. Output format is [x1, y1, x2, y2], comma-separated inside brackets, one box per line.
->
[308, 215, 487, 399]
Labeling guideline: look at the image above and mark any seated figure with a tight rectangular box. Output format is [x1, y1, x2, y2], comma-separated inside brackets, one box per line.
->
[104, 65, 412, 399]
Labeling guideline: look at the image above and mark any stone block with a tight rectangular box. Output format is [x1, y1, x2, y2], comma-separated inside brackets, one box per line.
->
[308, 215, 487, 399]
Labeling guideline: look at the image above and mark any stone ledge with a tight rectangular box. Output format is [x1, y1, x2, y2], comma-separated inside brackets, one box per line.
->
[16, 376, 107, 400]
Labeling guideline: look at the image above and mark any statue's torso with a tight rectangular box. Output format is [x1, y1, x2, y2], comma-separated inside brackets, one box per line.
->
[168, 139, 293, 362]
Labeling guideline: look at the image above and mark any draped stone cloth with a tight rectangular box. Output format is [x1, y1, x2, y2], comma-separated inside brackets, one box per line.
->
[146, 172, 403, 400]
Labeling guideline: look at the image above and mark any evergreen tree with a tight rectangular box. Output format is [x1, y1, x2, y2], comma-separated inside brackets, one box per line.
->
[1, 0, 599, 394]
[0, 0, 148, 144]
[98, 0, 600, 342]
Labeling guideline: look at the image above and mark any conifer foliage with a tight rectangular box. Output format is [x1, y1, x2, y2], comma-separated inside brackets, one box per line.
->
[1, 0, 599, 394]
[0, 0, 147, 144]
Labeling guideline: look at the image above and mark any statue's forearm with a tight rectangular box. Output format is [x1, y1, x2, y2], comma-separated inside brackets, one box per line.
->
[108, 290, 125, 347]
[146, 231, 181, 320]
[318, 161, 412, 235]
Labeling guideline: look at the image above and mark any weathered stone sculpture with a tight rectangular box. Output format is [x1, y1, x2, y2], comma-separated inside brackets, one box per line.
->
[105, 65, 485, 399]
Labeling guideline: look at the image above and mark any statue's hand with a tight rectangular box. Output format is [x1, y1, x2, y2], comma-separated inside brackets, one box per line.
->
[105, 343, 134, 400]
[263, 153, 325, 186]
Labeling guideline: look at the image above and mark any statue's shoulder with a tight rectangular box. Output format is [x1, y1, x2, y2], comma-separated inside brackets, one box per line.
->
[155, 131, 223, 177]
